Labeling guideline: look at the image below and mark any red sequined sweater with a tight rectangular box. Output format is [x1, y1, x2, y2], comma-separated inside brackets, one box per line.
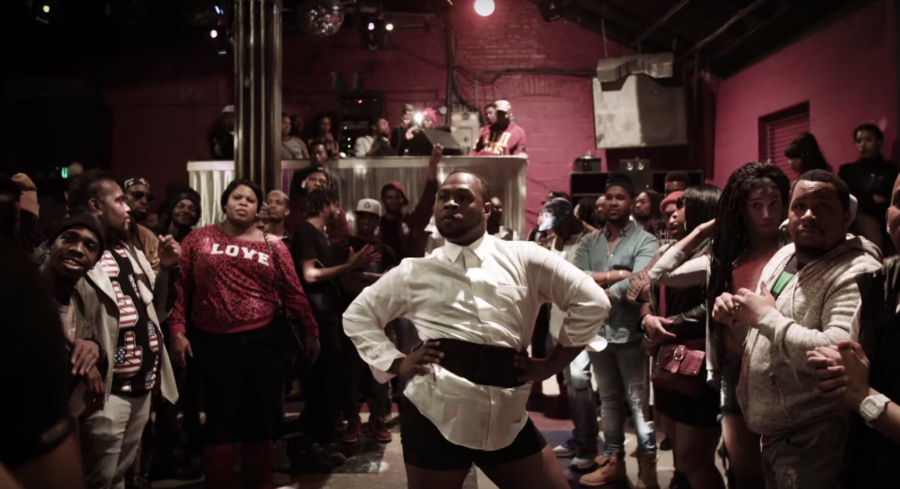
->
[168, 225, 319, 337]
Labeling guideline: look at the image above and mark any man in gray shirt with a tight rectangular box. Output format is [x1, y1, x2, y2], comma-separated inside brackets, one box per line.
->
[573, 174, 660, 488]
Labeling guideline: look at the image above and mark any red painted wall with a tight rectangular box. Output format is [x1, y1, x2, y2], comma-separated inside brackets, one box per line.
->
[713, 0, 897, 187]
[106, 0, 627, 227]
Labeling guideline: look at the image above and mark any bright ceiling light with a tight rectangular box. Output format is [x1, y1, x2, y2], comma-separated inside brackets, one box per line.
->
[210, 29, 218, 38]
[474, 0, 495, 17]
[385, 22, 394, 31]
[367, 22, 375, 31]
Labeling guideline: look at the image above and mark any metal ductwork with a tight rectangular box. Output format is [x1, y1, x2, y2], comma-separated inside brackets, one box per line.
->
[593, 53, 687, 149]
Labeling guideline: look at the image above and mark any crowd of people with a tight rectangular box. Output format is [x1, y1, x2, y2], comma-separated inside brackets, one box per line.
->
[0, 114, 898, 489]
[211, 100, 528, 162]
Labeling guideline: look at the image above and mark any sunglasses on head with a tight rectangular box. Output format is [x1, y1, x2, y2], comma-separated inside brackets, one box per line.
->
[128, 190, 154, 203]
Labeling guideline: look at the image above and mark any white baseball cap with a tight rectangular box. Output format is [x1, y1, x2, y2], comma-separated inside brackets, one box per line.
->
[495, 100, 511, 113]
[356, 198, 383, 217]
[222, 105, 235, 114]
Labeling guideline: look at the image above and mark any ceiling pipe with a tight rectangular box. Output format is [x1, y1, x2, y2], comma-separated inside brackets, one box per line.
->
[634, 0, 692, 47]
[678, 0, 767, 62]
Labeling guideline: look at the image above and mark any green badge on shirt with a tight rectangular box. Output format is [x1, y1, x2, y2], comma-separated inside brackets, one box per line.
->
[771, 255, 802, 299]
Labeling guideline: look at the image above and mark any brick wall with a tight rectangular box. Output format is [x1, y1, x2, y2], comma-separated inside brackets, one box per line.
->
[107, 0, 625, 228]
[713, 0, 897, 186]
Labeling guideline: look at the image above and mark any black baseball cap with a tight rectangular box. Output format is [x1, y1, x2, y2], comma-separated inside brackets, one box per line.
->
[605, 174, 636, 197]
[49, 213, 106, 262]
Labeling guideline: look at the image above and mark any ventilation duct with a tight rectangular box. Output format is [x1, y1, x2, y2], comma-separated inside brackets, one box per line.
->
[593, 53, 687, 149]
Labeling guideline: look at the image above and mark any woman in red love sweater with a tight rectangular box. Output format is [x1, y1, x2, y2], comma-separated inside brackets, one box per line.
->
[168, 179, 320, 489]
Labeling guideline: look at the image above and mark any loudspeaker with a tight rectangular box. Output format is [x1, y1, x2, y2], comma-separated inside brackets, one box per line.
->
[574, 157, 603, 172]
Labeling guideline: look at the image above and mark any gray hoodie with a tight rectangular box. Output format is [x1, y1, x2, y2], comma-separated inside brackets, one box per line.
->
[738, 235, 882, 437]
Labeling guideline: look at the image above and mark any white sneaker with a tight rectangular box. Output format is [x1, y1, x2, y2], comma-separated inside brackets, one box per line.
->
[570, 449, 599, 472]
[552, 439, 579, 458]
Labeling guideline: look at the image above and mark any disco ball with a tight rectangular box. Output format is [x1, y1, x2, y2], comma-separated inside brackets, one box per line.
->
[298, 6, 344, 36]
[296, 0, 354, 37]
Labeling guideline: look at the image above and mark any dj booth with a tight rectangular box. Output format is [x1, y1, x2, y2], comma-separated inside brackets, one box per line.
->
[187, 156, 528, 236]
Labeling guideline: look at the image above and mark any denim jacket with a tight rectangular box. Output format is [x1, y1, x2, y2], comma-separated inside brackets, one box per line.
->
[574, 221, 658, 344]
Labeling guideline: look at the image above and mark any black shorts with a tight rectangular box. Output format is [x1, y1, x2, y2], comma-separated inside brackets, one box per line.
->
[400, 397, 547, 471]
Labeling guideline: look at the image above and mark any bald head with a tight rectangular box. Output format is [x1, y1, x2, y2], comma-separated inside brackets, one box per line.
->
[435, 172, 491, 245]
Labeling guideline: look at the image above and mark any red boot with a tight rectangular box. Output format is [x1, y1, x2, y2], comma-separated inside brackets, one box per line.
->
[241, 441, 274, 489]
[203, 444, 235, 489]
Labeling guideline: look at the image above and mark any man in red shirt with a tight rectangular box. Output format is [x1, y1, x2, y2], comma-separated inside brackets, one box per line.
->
[472, 100, 527, 156]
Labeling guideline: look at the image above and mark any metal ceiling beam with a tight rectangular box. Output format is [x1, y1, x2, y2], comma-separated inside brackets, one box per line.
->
[710, 1, 792, 61]
[678, 0, 767, 61]
[634, 0, 692, 45]
[577, 1, 671, 46]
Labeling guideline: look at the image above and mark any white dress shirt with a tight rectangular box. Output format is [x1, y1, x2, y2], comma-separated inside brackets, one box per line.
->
[343, 234, 610, 451]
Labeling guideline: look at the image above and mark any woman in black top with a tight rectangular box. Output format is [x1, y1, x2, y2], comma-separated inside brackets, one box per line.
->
[839, 123, 899, 255]
[641, 185, 723, 489]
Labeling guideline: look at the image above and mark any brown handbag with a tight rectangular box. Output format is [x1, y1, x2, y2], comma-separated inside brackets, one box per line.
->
[651, 338, 708, 397]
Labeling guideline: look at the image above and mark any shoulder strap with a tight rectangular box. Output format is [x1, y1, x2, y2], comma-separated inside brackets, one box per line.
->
[262, 231, 283, 307]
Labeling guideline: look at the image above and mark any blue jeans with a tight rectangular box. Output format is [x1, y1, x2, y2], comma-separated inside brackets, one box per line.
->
[592, 340, 656, 456]
[563, 350, 600, 451]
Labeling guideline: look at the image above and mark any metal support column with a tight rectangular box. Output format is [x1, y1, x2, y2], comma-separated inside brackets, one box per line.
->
[234, 0, 283, 193]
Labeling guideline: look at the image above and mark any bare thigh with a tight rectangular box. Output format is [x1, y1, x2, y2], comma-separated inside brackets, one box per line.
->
[722, 413, 764, 489]
[478, 445, 569, 489]
[405, 465, 470, 489]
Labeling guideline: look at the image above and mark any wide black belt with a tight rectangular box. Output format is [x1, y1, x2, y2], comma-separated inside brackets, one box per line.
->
[435, 338, 527, 389]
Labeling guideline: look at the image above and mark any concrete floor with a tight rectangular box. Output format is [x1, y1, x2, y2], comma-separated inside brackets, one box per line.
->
[154, 412, 721, 489]
[154, 378, 725, 488]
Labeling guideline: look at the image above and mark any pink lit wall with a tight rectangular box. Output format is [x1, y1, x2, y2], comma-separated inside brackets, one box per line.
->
[713, 0, 897, 186]
[106, 0, 628, 227]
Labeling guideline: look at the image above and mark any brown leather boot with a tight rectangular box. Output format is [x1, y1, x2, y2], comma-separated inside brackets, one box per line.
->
[579, 453, 626, 487]
[635, 450, 660, 489]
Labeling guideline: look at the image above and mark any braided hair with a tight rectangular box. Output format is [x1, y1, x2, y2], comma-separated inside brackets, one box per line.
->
[706, 163, 790, 311]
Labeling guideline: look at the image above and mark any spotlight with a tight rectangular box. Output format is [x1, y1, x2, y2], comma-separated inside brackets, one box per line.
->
[29, 0, 62, 25]
[474, 0, 494, 17]
[208, 22, 230, 55]
[385, 22, 394, 31]
[360, 17, 385, 50]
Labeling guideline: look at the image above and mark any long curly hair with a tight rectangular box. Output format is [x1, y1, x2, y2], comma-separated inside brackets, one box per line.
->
[706, 163, 790, 309]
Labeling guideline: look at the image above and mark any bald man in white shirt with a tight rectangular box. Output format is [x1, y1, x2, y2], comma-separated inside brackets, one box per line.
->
[343, 171, 611, 489]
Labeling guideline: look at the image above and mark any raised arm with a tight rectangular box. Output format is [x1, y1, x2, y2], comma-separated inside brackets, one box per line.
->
[648, 221, 714, 287]
[342, 263, 411, 382]
[406, 146, 442, 231]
